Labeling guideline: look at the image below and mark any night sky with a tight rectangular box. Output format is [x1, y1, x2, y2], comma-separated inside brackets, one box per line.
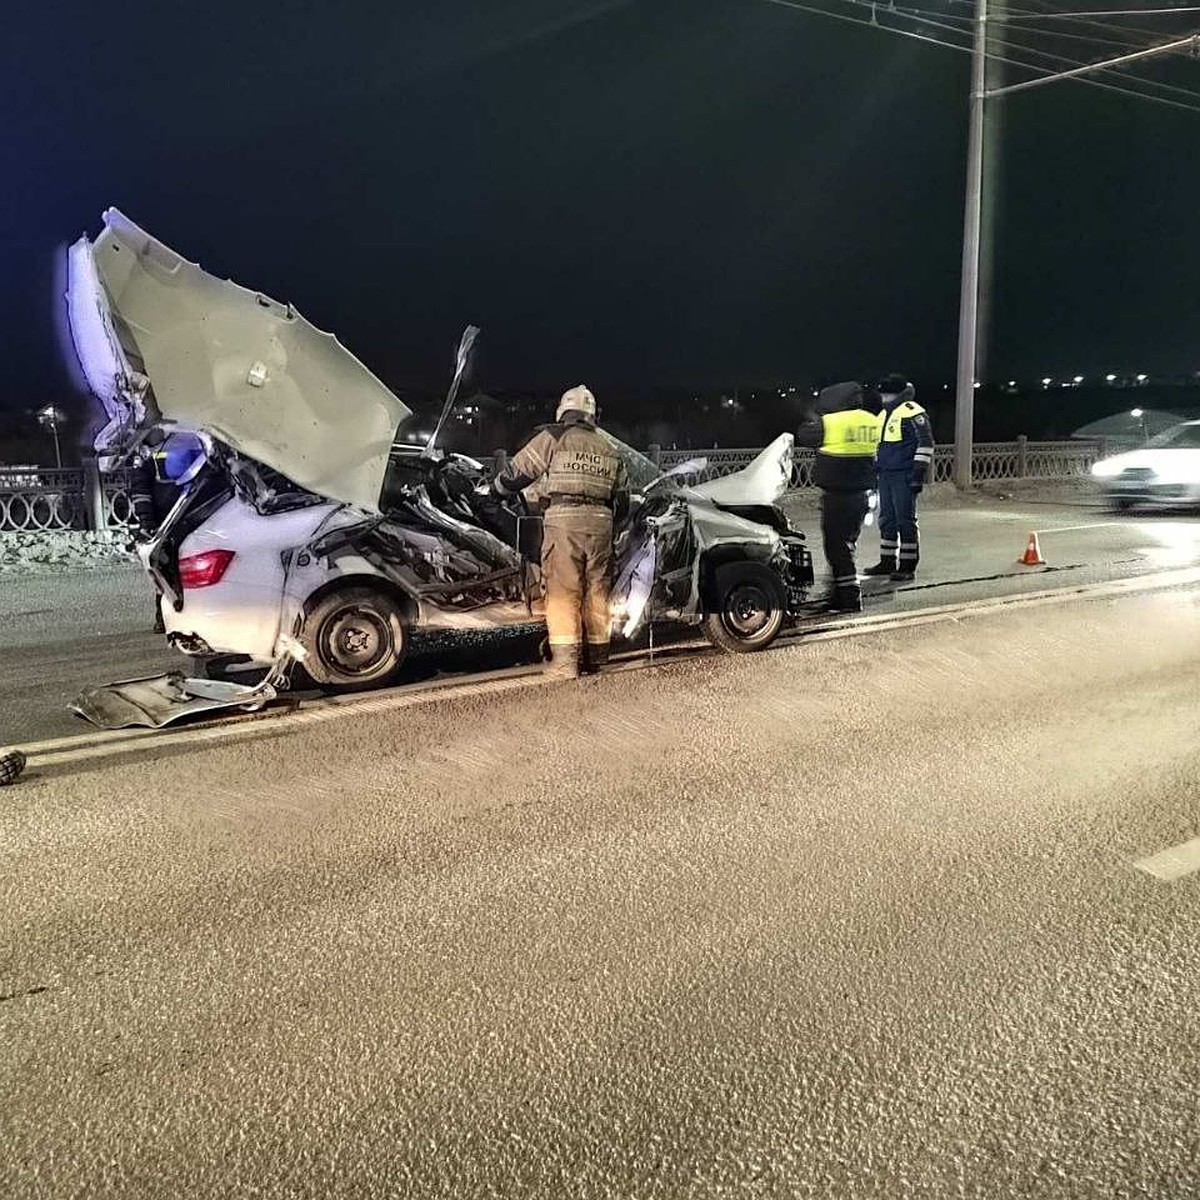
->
[2, 0, 1197, 416]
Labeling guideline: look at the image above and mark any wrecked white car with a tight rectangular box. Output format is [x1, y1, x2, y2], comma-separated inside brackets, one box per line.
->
[66, 210, 814, 727]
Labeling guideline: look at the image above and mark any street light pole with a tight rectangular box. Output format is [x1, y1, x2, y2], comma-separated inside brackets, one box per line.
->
[39, 405, 63, 469]
[764, 0, 1198, 491]
[951, 25, 1198, 489]
[952, 0, 987, 490]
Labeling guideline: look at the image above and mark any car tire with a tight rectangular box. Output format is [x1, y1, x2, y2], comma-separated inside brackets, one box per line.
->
[701, 561, 786, 654]
[299, 586, 408, 691]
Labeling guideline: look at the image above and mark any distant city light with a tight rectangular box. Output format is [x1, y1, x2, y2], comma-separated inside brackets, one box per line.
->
[1041, 377, 1052, 386]
[1007, 380, 1017, 387]
[1106, 373, 1117, 383]
[1136, 373, 1148, 383]
[1073, 375, 1084, 385]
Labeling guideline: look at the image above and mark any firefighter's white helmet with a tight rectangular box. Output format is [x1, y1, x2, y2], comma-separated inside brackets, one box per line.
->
[556, 385, 597, 421]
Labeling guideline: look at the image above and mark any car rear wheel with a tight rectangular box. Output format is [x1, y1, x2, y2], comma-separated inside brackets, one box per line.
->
[701, 562, 786, 654]
[300, 586, 408, 690]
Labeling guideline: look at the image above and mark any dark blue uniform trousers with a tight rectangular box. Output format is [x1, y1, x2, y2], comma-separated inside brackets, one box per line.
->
[878, 470, 920, 572]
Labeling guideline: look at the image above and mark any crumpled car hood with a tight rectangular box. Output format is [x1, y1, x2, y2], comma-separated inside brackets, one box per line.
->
[66, 208, 411, 512]
[690, 433, 794, 506]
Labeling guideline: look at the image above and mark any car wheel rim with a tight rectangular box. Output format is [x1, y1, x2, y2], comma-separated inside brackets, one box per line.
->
[723, 583, 773, 638]
[320, 606, 393, 676]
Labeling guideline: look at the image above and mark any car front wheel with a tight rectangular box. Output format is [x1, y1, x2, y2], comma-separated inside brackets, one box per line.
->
[701, 562, 786, 654]
[300, 586, 408, 690]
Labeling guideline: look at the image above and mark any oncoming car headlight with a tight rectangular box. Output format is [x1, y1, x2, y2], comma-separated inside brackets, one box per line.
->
[1091, 459, 1122, 479]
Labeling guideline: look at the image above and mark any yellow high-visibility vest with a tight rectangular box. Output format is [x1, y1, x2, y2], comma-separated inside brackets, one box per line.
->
[819, 409, 884, 457]
[882, 401, 927, 442]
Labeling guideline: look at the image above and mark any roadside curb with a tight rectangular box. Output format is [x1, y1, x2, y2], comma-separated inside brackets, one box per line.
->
[14, 564, 1200, 778]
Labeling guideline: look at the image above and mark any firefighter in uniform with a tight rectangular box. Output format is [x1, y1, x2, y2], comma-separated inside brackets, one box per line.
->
[796, 381, 884, 613]
[864, 374, 935, 582]
[128, 442, 171, 633]
[129, 446, 160, 538]
[128, 434, 193, 632]
[489, 386, 629, 680]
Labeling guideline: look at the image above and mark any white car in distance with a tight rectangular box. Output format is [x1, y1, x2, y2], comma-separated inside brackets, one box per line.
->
[1091, 420, 1200, 511]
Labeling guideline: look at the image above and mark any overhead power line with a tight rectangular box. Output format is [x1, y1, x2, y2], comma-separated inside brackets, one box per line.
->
[839, 0, 1192, 49]
[887, 6, 1158, 50]
[1002, 0, 1184, 42]
[892, 0, 1189, 41]
[989, 27, 1200, 103]
[878, 3, 1166, 47]
[761, 0, 1200, 111]
[987, 30, 1199, 94]
[759, 0, 1200, 487]
[1005, 7, 1200, 17]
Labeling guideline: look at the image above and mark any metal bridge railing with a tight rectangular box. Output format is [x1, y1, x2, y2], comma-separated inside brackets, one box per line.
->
[0, 466, 136, 535]
[659, 435, 1103, 488]
[0, 438, 1103, 533]
[0, 468, 89, 533]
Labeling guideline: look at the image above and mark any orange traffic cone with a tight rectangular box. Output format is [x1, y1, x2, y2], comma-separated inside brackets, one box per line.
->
[1020, 530, 1046, 566]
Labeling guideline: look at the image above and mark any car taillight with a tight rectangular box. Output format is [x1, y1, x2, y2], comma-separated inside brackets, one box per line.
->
[178, 548, 236, 589]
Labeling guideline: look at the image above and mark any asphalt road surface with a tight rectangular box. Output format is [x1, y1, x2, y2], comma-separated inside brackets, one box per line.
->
[6, 491, 1200, 744]
[4, 582, 1200, 1197]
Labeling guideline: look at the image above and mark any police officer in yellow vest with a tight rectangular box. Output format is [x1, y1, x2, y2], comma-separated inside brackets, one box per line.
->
[490, 386, 629, 680]
[795, 381, 884, 613]
[864, 374, 935, 582]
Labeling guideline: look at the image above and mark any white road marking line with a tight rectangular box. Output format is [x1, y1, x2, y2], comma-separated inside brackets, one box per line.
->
[19, 564, 1200, 773]
[1134, 838, 1200, 882]
[1035, 523, 1123, 534]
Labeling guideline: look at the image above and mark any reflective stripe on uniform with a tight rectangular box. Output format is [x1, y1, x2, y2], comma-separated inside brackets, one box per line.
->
[819, 409, 884, 457]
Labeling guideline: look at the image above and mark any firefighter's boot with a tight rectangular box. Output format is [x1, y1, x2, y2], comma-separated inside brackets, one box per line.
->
[544, 643, 583, 681]
[584, 641, 611, 675]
